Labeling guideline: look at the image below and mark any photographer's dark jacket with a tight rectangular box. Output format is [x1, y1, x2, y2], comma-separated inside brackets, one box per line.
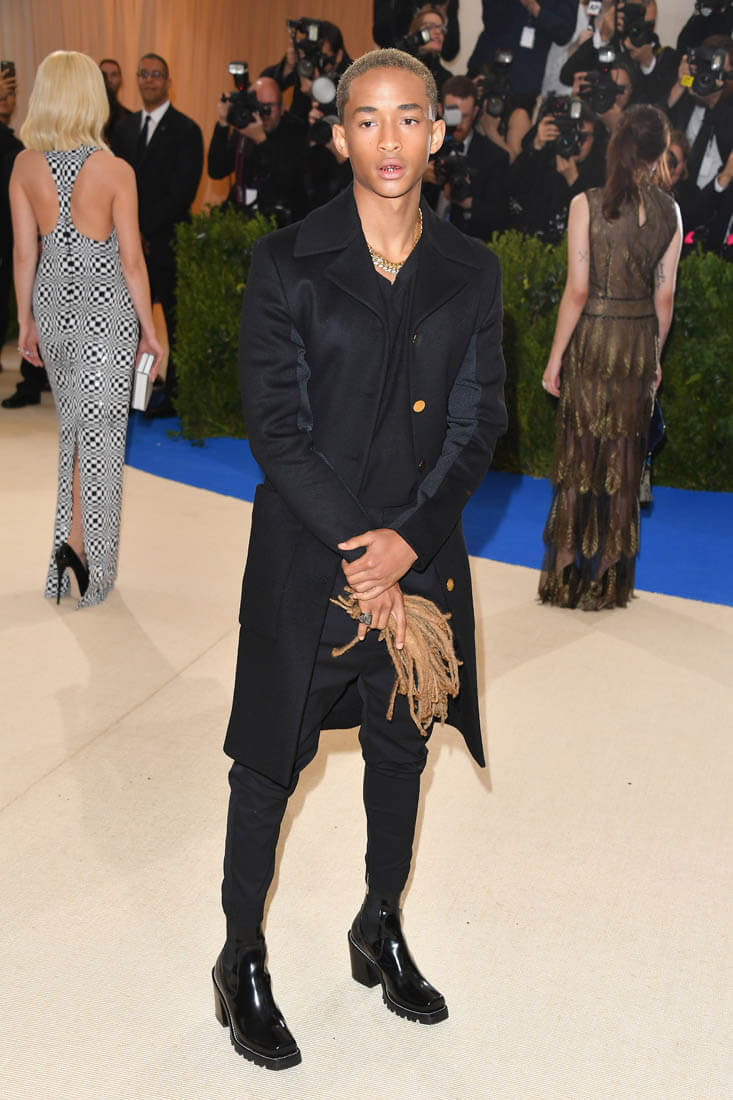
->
[509, 123, 607, 242]
[676, 10, 733, 53]
[468, 0, 578, 97]
[423, 129, 510, 240]
[208, 112, 307, 222]
[225, 188, 507, 785]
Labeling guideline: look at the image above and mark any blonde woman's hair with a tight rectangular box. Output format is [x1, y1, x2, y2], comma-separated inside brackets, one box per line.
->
[20, 50, 110, 152]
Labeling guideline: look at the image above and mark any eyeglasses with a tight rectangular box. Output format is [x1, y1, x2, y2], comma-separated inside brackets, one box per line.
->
[422, 22, 447, 34]
[137, 69, 166, 80]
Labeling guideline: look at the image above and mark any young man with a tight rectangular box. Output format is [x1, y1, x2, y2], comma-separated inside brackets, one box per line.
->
[215, 48, 507, 1070]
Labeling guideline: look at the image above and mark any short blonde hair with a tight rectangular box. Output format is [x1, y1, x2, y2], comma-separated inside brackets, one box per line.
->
[336, 48, 438, 123]
[20, 51, 109, 152]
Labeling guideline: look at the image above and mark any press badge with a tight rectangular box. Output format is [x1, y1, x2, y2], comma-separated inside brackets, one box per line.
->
[520, 26, 536, 50]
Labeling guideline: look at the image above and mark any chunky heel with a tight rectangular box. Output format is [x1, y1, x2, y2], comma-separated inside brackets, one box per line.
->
[348, 931, 381, 988]
[213, 974, 229, 1027]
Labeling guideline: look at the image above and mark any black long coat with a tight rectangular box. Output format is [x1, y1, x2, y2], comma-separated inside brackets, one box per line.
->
[225, 188, 507, 786]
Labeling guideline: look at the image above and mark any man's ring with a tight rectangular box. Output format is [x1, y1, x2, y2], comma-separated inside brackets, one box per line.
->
[357, 611, 373, 626]
[541, 380, 547, 391]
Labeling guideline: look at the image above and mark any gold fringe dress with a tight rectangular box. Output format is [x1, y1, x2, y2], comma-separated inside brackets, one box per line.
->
[538, 184, 677, 610]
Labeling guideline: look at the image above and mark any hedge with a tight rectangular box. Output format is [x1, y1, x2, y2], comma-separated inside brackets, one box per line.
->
[175, 208, 733, 491]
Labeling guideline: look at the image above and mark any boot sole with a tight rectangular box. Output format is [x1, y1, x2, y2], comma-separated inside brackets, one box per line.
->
[212, 968, 302, 1070]
[347, 931, 449, 1025]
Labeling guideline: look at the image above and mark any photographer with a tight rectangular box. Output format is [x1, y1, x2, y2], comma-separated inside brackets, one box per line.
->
[509, 95, 605, 239]
[473, 49, 534, 161]
[665, 35, 733, 251]
[468, 1, 580, 104]
[569, 49, 635, 131]
[263, 18, 352, 125]
[303, 95, 352, 211]
[403, 6, 454, 94]
[559, 2, 678, 104]
[422, 74, 509, 238]
[373, 0, 461, 61]
[677, 1, 733, 53]
[208, 74, 307, 225]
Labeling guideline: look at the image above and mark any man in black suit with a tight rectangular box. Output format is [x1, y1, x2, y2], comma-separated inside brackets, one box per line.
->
[664, 35, 733, 252]
[214, 49, 507, 1070]
[423, 74, 510, 238]
[111, 53, 203, 416]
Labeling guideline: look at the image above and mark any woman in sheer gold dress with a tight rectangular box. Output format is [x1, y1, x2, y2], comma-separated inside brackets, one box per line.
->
[539, 105, 682, 610]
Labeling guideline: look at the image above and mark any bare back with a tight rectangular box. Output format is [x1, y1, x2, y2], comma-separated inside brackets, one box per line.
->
[15, 147, 130, 241]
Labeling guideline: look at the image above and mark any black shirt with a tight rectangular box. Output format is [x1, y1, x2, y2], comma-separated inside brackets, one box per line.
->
[359, 237, 422, 511]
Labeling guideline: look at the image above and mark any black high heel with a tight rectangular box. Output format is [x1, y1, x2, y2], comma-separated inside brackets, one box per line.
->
[348, 893, 448, 1024]
[54, 542, 89, 604]
[212, 931, 301, 1070]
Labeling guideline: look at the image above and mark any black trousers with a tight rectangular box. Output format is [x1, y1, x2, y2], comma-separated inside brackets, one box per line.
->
[147, 255, 178, 398]
[222, 585, 434, 933]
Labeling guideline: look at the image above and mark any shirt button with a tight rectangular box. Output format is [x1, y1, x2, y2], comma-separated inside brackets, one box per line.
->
[417, 458, 426, 472]
[446, 578, 455, 592]
[412, 399, 426, 413]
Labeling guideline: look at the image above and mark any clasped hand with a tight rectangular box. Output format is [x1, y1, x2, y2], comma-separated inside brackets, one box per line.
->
[338, 528, 417, 600]
[338, 528, 415, 647]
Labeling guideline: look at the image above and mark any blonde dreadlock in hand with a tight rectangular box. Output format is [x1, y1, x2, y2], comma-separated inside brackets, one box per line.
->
[354, 582, 407, 648]
[331, 588, 461, 736]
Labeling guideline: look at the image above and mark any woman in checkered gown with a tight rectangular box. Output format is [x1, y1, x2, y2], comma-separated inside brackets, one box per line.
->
[10, 51, 162, 607]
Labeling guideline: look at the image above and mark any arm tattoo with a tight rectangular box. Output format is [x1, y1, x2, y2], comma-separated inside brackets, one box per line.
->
[655, 263, 666, 288]
[578, 249, 589, 262]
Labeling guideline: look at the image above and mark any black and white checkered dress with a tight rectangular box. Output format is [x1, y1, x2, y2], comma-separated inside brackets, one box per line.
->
[35, 147, 139, 607]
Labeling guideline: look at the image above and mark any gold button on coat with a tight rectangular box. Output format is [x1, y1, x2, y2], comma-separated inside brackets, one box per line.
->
[412, 399, 426, 413]
[446, 578, 455, 592]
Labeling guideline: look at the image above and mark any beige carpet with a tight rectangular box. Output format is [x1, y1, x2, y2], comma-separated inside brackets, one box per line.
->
[1, 355, 731, 1099]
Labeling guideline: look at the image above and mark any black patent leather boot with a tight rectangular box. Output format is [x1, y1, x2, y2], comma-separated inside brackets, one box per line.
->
[348, 893, 448, 1024]
[212, 929, 301, 1069]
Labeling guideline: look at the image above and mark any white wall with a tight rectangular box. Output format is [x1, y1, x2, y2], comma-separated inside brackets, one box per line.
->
[450, 0, 699, 76]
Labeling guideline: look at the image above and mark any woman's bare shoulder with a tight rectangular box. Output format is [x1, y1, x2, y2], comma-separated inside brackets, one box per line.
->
[12, 149, 47, 176]
[85, 149, 136, 187]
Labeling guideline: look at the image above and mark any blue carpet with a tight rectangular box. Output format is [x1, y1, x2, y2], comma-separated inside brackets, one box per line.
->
[126, 414, 733, 607]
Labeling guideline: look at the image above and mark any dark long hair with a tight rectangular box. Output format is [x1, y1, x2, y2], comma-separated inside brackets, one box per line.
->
[602, 105, 670, 221]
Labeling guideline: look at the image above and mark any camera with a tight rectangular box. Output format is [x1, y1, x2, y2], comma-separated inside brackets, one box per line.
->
[686, 46, 729, 97]
[287, 17, 327, 79]
[309, 74, 339, 144]
[397, 27, 432, 55]
[579, 47, 625, 114]
[432, 104, 472, 202]
[1, 60, 15, 79]
[475, 49, 513, 118]
[619, 3, 656, 48]
[539, 95, 586, 158]
[225, 62, 273, 129]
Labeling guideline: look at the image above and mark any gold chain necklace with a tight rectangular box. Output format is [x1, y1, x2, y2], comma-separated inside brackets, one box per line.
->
[367, 208, 423, 276]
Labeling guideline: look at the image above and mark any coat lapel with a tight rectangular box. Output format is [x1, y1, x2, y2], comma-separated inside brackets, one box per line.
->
[412, 204, 475, 330]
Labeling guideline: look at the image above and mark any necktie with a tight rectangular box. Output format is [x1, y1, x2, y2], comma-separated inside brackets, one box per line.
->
[136, 114, 151, 163]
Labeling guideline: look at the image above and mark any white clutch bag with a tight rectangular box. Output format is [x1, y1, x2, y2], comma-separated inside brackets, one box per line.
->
[132, 352, 155, 412]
